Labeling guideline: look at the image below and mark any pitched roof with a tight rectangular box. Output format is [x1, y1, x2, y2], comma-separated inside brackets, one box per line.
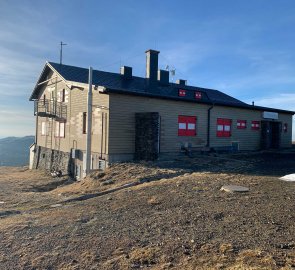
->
[30, 62, 294, 115]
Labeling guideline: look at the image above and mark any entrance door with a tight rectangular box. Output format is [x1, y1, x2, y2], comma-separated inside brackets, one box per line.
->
[261, 121, 281, 149]
[271, 122, 281, 149]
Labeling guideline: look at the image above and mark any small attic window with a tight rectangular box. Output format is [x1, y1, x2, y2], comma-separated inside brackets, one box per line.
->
[195, 91, 202, 99]
[178, 89, 186, 97]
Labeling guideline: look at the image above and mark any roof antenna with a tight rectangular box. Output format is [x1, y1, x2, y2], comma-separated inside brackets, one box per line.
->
[60, 41, 67, 64]
[170, 67, 176, 82]
[165, 65, 176, 82]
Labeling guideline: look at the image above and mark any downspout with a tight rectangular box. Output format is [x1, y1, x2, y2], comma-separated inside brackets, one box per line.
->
[104, 112, 107, 156]
[34, 100, 38, 147]
[34, 100, 40, 169]
[85, 67, 93, 176]
[100, 112, 104, 159]
[206, 103, 214, 148]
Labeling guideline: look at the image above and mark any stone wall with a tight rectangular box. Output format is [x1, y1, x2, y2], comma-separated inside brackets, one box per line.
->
[33, 145, 71, 175]
[135, 112, 160, 161]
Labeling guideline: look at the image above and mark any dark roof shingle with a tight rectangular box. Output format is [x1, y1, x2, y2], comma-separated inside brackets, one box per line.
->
[48, 62, 246, 106]
[30, 62, 294, 115]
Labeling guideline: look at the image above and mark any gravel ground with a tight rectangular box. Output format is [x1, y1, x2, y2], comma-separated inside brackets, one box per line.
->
[0, 150, 294, 269]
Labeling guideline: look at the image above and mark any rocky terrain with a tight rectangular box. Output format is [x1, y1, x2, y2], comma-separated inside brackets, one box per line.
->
[0, 149, 294, 269]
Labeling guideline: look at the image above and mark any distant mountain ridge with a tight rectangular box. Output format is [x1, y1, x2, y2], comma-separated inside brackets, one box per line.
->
[0, 136, 35, 166]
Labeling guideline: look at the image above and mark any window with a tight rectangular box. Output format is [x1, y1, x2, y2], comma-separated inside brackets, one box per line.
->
[60, 122, 65, 137]
[195, 91, 202, 99]
[83, 112, 87, 134]
[43, 94, 46, 105]
[283, 123, 288, 133]
[41, 122, 47, 136]
[178, 115, 196, 136]
[251, 121, 260, 130]
[55, 121, 65, 138]
[58, 89, 66, 102]
[237, 120, 247, 129]
[217, 118, 232, 137]
[60, 89, 65, 102]
[178, 89, 186, 97]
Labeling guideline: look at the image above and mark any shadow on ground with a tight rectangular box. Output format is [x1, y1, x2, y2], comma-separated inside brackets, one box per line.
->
[147, 149, 295, 178]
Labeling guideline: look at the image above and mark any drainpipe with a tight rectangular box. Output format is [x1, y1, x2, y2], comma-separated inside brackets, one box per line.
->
[85, 67, 93, 176]
[206, 103, 214, 148]
[34, 100, 39, 169]
[100, 112, 104, 159]
[35, 100, 38, 147]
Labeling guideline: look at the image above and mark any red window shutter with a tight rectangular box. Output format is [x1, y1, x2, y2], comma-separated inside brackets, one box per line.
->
[178, 116, 196, 136]
[186, 116, 196, 136]
[251, 121, 260, 130]
[223, 119, 231, 137]
[178, 89, 186, 97]
[237, 120, 246, 129]
[178, 116, 187, 136]
[217, 118, 232, 137]
[195, 91, 202, 99]
[217, 118, 224, 137]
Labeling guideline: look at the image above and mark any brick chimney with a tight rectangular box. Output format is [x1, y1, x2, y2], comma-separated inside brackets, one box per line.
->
[120, 66, 132, 79]
[146, 49, 160, 84]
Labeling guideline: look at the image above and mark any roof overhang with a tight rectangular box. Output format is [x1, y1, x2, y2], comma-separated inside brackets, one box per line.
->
[29, 62, 68, 101]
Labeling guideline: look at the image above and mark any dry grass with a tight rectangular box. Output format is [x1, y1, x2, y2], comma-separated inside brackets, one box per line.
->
[0, 151, 295, 269]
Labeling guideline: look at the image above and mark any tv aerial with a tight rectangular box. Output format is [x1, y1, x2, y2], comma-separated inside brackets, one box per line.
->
[60, 41, 67, 64]
[164, 65, 176, 82]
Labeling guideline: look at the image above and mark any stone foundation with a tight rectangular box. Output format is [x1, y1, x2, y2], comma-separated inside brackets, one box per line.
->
[33, 146, 71, 175]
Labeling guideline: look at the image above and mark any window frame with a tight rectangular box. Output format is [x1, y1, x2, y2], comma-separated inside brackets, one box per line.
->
[178, 115, 197, 136]
[82, 112, 87, 134]
[43, 94, 46, 105]
[216, 118, 232, 137]
[178, 89, 186, 97]
[194, 91, 202, 99]
[251, 121, 260, 130]
[55, 121, 65, 138]
[237, 119, 247, 129]
[41, 122, 47, 136]
[60, 89, 65, 102]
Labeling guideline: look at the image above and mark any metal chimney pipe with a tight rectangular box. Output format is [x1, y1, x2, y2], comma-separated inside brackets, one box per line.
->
[85, 67, 93, 176]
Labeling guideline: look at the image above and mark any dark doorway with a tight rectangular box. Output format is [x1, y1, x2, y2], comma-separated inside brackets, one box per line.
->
[261, 121, 282, 149]
[135, 112, 160, 160]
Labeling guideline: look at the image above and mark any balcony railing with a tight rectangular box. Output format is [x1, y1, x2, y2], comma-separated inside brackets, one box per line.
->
[34, 99, 67, 120]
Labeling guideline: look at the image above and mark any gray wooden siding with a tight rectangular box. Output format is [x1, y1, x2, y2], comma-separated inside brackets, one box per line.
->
[210, 106, 292, 150]
[36, 71, 109, 155]
[209, 106, 261, 150]
[109, 94, 210, 155]
[109, 93, 293, 156]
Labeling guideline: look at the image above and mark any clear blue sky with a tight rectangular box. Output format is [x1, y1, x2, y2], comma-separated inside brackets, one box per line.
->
[0, 0, 294, 139]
